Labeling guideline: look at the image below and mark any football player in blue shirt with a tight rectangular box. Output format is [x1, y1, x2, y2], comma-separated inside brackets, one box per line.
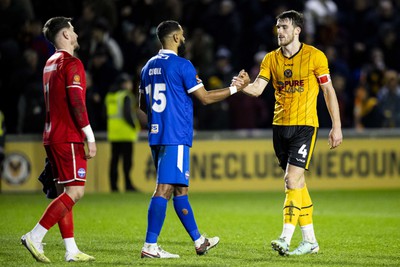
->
[139, 20, 249, 258]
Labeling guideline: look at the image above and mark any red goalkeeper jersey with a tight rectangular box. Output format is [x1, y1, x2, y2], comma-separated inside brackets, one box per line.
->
[42, 50, 89, 145]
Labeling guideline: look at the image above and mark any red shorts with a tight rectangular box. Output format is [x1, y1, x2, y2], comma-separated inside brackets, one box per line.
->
[45, 143, 87, 186]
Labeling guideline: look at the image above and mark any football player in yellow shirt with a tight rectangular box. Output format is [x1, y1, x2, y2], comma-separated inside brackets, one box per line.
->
[234, 10, 343, 256]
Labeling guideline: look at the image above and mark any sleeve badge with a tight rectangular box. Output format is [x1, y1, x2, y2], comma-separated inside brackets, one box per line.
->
[73, 74, 81, 84]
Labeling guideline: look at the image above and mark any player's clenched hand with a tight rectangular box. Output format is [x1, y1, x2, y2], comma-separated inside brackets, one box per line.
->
[231, 69, 250, 91]
[86, 142, 97, 159]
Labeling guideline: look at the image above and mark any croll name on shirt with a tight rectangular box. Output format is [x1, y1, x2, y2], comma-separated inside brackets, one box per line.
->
[149, 68, 162, 75]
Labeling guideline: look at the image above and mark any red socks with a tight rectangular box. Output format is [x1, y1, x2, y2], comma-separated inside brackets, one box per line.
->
[58, 210, 74, 238]
[39, 193, 75, 230]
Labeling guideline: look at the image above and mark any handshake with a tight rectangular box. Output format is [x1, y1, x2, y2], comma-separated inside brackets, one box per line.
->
[230, 69, 251, 93]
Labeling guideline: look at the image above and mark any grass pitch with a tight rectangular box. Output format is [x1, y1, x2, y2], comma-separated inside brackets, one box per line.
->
[0, 189, 399, 266]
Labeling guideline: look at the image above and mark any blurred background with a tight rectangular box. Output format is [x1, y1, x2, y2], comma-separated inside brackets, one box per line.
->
[1, 0, 399, 193]
[1, 0, 400, 133]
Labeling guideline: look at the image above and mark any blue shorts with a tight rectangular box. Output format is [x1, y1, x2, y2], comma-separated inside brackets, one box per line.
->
[151, 145, 190, 186]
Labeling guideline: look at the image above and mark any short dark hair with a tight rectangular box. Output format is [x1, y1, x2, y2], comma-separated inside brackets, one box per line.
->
[156, 20, 181, 45]
[43, 17, 72, 45]
[276, 10, 304, 30]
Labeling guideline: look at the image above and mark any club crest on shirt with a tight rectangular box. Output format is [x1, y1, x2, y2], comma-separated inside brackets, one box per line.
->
[284, 69, 292, 78]
[77, 168, 86, 178]
[151, 124, 159, 134]
[73, 74, 81, 84]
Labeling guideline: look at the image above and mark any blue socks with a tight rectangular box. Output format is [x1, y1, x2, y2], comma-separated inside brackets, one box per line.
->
[145, 196, 168, 243]
[145, 195, 201, 243]
[173, 195, 201, 241]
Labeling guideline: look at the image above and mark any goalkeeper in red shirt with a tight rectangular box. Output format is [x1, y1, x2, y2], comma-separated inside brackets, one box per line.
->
[21, 17, 96, 263]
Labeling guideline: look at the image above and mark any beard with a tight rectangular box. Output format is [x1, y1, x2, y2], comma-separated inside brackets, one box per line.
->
[278, 34, 294, 47]
[177, 40, 186, 57]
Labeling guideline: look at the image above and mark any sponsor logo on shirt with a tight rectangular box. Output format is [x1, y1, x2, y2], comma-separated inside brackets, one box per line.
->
[277, 80, 305, 93]
[73, 74, 81, 85]
[151, 124, 159, 134]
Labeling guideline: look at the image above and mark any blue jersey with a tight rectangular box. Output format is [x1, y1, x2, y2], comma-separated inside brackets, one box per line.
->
[139, 49, 203, 146]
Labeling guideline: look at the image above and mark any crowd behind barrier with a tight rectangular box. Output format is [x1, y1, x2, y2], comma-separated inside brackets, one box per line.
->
[1, 0, 400, 135]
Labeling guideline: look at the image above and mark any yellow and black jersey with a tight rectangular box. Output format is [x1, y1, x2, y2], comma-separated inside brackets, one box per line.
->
[258, 43, 331, 127]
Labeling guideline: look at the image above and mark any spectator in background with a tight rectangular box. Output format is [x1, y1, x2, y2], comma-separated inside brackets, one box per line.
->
[317, 73, 352, 128]
[249, 50, 267, 80]
[16, 49, 44, 133]
[377, 24, 400, 71]
[196, 47, 235, 130]
[105, 73, 141, 192]
[377, 70, 400, 127]
[253, 3, 290, 52]
[186, 28, 214, 79]
[344, 0, 372, 70]
[228, 89, 269, 130]
[303, 0, 338, 45]
[203, 0, 242, 68]
[87, 45, 119, 130]
[85, 71, 102, 131]
[89, 18, 124, 71]
[95, 0, 118, 31]
[120, 23, 154, 74]
[360, 47, 386, 97]
[9, 48, 42, 133]
[115, 0, 159, 29]
[157, 0, 183, 23]
[195, 76, 230, 130]
[362, 0, 400, 49]
[211, 47, 236, 86]
[23, 19, 55, 67]
[354, 85, 384, 130]
[0, 0, 32, 133]
[228, 49, 269, 130]
[74, 1, 97, 67]
[325, 45, 351, 83]
[332, 74, 352, 128]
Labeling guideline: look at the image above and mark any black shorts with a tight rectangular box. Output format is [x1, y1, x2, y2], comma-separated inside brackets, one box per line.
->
[272, 125, 318, 171]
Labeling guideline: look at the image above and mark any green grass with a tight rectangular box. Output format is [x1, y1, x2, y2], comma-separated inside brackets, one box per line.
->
[1, 190, 399, 266]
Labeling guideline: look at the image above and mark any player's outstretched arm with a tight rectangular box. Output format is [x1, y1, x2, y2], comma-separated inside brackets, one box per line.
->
[192, 70, 250, 105]
[233, 76, 268, 97]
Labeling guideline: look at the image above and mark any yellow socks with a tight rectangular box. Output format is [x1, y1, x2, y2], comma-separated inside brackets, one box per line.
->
[298, 185, 313, 226]
[279, 188, 302, 244]
[298, 185, 316, 243]
[283, 188, 303, 226]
